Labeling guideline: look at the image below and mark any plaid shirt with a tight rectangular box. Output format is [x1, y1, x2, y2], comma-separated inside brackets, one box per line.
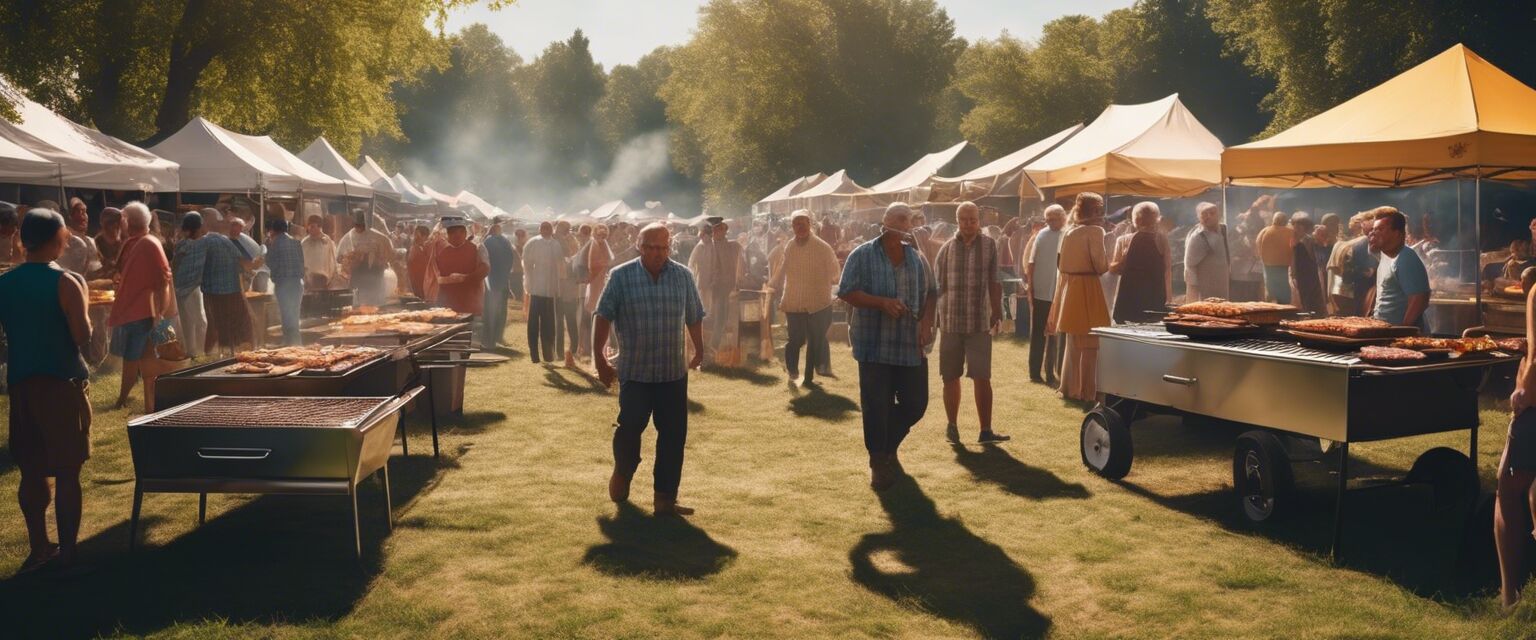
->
[172, 233, 208, 298]
[265, 233, 305, 281]
[595, 258, 706, 383]
[934, 233, 997, 334]
[200, 233, 244, 295]
[838, 237, 936, 367]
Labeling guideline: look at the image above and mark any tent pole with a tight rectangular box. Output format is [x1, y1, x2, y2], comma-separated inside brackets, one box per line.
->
[1474, 169, 1482, 329]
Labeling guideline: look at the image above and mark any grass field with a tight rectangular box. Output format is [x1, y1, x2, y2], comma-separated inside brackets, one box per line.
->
[2, 316, 1536, 639]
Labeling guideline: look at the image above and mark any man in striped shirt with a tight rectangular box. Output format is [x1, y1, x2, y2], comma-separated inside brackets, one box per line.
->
[594, 223, 706, 516]
[934, 202, 1008, 445]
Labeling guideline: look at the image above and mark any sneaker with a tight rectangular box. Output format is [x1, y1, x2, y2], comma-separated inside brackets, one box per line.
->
[945, 423, 961, 444]
[979, 431, 1011, 444]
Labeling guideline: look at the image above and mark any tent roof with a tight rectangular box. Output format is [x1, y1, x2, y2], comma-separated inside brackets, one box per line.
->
[1224, 44, 1536, 187]
[454, 190, 497, 221]
[794, 169, 870, 200]
[868, 141, 970, 194]
[0, 131, 58, 186]
[355, 155, 402, 200]
[1025, 94, 1223, 198]
[590, 199, 631, 220]
[419, 184, 458, 208]
[222, 130, 349, 196]
[928, 124, 1083, 201]
[512, 204, 537, 220]
[756, 173, 828, 205]
[0, 81, 179, 191]
[149, 117, 300, 193]
[390, 173, 437, 207]
[296, 138, 374, 198]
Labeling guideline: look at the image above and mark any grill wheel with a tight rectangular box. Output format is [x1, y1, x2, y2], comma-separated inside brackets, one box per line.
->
[1233, 430, 1295, 523]
[1081, 405, 1132, 479]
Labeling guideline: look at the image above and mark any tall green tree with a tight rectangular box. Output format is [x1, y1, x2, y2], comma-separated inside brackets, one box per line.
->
[595, 48, 675, 152]
[663, 0, 963, 213]
[0, 0, 479, 157]
[1208, 0, 1536, 137]
[519, 30, 608, 187]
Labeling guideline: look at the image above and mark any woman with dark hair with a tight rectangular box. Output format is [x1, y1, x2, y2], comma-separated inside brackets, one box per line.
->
[0, 208, 94, 573]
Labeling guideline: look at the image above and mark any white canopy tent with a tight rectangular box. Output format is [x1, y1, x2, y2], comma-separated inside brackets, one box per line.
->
[149, 117, 301, 193]
[419, 184, 458, 210]
[1024, 94, 1223, 198]
[223, 131, 350, 197]
[355, 155, 402, 201]
[390, 173, 437, 207]
[0, 81, 179, 192]
[928, 124, 1084, 203]
[296, 137, 375, 198]
[453, 190, 498, 222]
[791, 169, 873, 212]
[511, 204, 538, 221]
[753, 173, 827, 215]
[0, 135, 60, 187]
[866, 141, 970, 205]
[590, 199, 631, 220]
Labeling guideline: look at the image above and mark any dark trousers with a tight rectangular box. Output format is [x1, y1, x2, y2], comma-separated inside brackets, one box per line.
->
[555, 296, 580, 357]
[527, 295, 556, 362]
[1014, 295, 1030, 337]
[1029, 297, 1062, 382]
[613, 377, 689, 495]
[785, 307, 832, 380]
[858, 360, 929, 456]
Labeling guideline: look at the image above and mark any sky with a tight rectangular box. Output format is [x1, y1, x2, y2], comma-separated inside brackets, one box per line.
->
[440, 0, 1136, 68]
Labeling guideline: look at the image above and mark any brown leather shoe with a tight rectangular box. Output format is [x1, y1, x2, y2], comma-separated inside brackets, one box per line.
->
[608, 471, 632, 502]
[654, 492, 695, 516]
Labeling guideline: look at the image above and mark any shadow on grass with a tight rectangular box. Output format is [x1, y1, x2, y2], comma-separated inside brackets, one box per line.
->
[788, 384, 859, 421]
[543, 369, 609, 396]
[850, 475, 1051, 639]
[698, 363, 779, 386]
[486, 344, 526, 358]
[582, 502, 737, 580]
[687, 399, 705, 414]
[448, 410, 508, 434]
[0, 445, 13, 477]
[0, 455, 447, 639]
[953, 446, 1090, 501]
[1116, 461, 1495, 598]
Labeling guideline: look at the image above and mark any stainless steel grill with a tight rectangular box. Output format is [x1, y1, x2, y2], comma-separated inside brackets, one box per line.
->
[155, 347, 409, 410]
[127, 389, 422, 558]
[1083, 323, 1514, 562]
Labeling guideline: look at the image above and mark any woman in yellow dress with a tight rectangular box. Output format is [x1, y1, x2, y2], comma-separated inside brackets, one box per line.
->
[1047, 192, 1111, 401]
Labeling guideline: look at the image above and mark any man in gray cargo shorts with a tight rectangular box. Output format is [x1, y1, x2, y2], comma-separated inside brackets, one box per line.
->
[934, 202, 1009, 445]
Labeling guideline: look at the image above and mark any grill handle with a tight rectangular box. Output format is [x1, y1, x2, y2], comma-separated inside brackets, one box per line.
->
[360, 385, 427, 427]
[1161, 374, 1198, 386]
[197, 447, 271, 460]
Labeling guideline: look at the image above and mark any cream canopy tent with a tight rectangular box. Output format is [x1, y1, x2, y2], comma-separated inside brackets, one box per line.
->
[0, 134, 60, 186]
[296, 137, 375, 198]
[866, 141, 970, 205]
[928, 124, 1083, 202]
[791, 169, 873, 212]
[223, 131, 350, 197]
[355, 156, 402, 201]
[511, 204, 538, 221]
[390, 173, 437, 207]
[753, 173, 827, 215]
[453, 190, 498, 222]
[419, 184, 458, 210]
[1025, 94, 1223, 198]
[0, 80, 179, 191]
[149, 117, 302, 192]
[590, 199, 631, 220]
[1223, 44, 1536, 188]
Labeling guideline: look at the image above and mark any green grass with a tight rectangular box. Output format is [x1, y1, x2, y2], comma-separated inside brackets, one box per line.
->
[2, 319, 1536, 638]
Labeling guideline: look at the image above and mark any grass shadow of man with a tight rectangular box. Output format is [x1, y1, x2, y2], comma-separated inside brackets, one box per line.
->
[953, 445, 1091, 501]
[787, 384, 859, 421]
[582, 502, 737, 580]
[849, 475, 1051, 639]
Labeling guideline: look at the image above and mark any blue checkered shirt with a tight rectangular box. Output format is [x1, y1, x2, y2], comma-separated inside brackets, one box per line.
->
[173, 234, 208, 298]
[838, 238, 936, 367]
[595, 258, 706, 383]
[265, 234, 305, 281]
[200, 234, 244, 295]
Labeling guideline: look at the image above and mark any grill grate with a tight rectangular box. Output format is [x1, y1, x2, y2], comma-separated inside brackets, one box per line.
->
[1215, 339, 1360, 365]
[137, 396, 390, 429]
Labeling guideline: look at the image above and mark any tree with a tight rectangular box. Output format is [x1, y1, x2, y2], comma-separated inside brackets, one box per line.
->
[0, 0, 479, 157]
[663, 0, 963, 213]
[595, 48, 675, 152]
[518, 30, 608, 187]
[1208, 0, 1536, 137]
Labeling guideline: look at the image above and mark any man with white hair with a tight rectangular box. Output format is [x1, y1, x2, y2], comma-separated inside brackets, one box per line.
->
[522, 221, 563, 363]
[1026, 204, 1066, 385]
[107, 202, 178, 411]
[688, 216, 745, 365]
[225, 216, 265, 288]
[768, 210, 840, 386]
[594, 222, 706, 516]
[838, 202, 937, 491]
[934, 202, 1008, 444]
[1183, 202, 1230, 302]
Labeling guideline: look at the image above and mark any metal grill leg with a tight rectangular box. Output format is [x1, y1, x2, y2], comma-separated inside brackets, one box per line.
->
[129, 484, 143, 550]
[1331, 442, 1349, 564]
[381, 465, 394, 531]
[198, 493, 207, 525]
[398, 410, 410, 456]
[349, 484, 362, 560]
[427, 373, 440, 459]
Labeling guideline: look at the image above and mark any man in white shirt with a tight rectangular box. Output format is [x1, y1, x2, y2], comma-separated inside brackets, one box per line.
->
[521, 221, 565, 364]
[1183, 202, 1230, 302]
[1026, 204, 1065, 385]
[767, 210, 840, 386]
[301, 214, 338, 289]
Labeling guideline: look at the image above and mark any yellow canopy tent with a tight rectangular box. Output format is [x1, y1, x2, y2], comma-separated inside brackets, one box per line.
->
[1223, 44, 1536, 188]
[1025, 94, 1224, 198]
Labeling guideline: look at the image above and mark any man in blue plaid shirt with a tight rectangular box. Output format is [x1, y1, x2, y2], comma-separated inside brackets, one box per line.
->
[594, 223, 706, 516]
[838, 203, 937, 491]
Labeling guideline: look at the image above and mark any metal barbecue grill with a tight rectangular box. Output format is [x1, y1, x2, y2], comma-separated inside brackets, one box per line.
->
[1083, 324, 1513, 562]
[154, 347, 410, 409]
[127, 390, 422, 558]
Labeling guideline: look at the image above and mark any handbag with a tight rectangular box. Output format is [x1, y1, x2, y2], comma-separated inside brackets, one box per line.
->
[152, 318, 187, 361]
